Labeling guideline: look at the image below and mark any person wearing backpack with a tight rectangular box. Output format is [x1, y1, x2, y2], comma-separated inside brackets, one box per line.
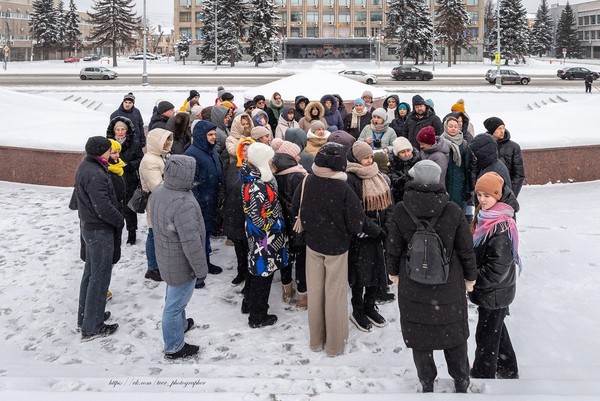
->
[387, 160, 477, 393]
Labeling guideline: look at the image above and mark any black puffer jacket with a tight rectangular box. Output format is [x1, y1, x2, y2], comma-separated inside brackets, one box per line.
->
[387, 182, 477, 351]
[388, 149, 420, 203]
[496, 129, 525, 197]
[469, 133, 512, 191]
[106, 116, 144, 196]
[390, 102, 411, 138]
[110, 104, 146, 147]
[403, 108, 443, 148]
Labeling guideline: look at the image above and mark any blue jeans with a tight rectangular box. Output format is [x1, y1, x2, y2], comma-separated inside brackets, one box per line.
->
[78, 228, 114, 334]
[162, 278, 196, 354]
[146, 228, 158, 271]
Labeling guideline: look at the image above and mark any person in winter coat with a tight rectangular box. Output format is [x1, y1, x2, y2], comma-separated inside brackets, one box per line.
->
[469, 172, 520, 380]
[266, 92, 285, 133]
[389, 102, 410, 138]
[149, 101, 175, 131]
[106, 139, 127, 265]
[285, 127, 314, 174]
[389, 136, 421, 203]
[294, 95, 309, 122]
[110, 92, 146, 148]
[358, 108, 397, 154]
[226, 113, 253, 164]
[304, 121, 331, 157]
[361, 90, 375, 113]
[292, 142, 380, 357]
[483, 117, 525, 197]
[150, 155, 208, 360]
[387, 160, 478, 393]
[344, 98, 372, 139]
[404, 95, 443, 149]
[167, 112, 191, 155]
[585, 72, 594, 93]
[240, 143, 288, 328]
[382, 94, 401, 124]
[139, 128, 174, 282]
[251, 108, 273, 136]
[179, 89, 200, 113]
[106, 116, 144, 246]
[442, 116, 473, 210]
[76, 136, 123, 340]
[211, 105, 233, 168]
[333, 94, 348, 122]
[444, 111, 474, 143]
[272, 141, 309, 309]
[416, 126, 449, 188]
[275, 105, 300, 139]
[450, 99, 475, 138]
[345, 142, 393, 332]
[184, 120, 224, 284]
[469, 133, 512, 195]
[299, 101, 329, 133]
[320, 94, 344, 132]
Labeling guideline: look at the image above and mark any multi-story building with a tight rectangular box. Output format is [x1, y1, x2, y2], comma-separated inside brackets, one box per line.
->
[174, 0, 485, 62]
[550, 1, 600, 58]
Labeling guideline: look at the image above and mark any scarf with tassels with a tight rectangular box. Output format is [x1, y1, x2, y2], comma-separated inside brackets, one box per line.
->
[346, 161, 393, 212]
[473, 202, 521, 274]
[108, 158, 126, 176]
[350, 108, 368, 129]
[442, 132, 464, 167]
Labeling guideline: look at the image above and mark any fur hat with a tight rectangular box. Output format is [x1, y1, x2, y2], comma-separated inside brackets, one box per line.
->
[392, 137, 412, 155]
[187, 90, 200, 101]
[354, 98, 366, 106]
[475, 172, 504, 201]
[85, 136, 112, 156]
[412, 94, 426, 107]
[157, 101, 175, 115]
[236, 137, 255, 167]
[247, 142, 275, 182]
[276, 141, 301, 158]
[371, 107, 387, 122]
[314, 142, 347, 172]
[416, 126, 436, 145]
[123, 92, 135, 103]
[250, 126, 271, 141]
[310, 120, 325, 132]
[409, 160, 441, 185]
[108, 138, 121, 152]
[451, 98, 466, 113]
[352, 141, 373, 162]
[483, 117, 505, 134]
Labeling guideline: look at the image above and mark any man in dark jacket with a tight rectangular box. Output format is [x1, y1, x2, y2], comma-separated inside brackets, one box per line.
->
[149, 100, 175, 131]
[403, 94, 443, 148]
[184, 120, 224, 283]
[76, 136, 123, 341]
[469, 133, 512, 193]
[483, 117, 526, 197]
[110, 92, 146, 147]
[150, 155, 208, 359]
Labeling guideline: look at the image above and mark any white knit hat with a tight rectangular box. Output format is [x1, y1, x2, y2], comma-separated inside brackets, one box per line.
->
[393, 137, 412, 156]
[247, 142, 275, 182]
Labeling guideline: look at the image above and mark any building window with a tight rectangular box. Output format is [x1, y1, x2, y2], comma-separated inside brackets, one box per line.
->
[578, 31, 583, 40]
[339, 11, 350, 23]
[179, 12, 191, 23]
[307, 27, 319, 37]
[290, 0, 302, 5]
[355, 11, 367, 22]
[179, 0, 190, 5]
[306, 0, 318, 6]
[584, 16, 590, 25]
[354, 27, 367, 36]
[323, 12, 334, 22]
[469, 27, 478, 38]
[274, 0, 286, 5]
[179, 28, 191, 38]
[291, 11, 302, 22]
[466, 0, 478, 5]
[585, 30, 590, 40]
[371, 0, 382, 6]
[468, 11, 478, 24]
[591, 15, 596, 24]
[579, 17, 584, 25]
[339, 0, 350, 6]
[355, 0, 366, 6]
[195, 0, 202, 5]
[370, 11, 382, 22]
[195, 28, 202, 40]
[195, 12, 203, 22]
[290, 27, 302, 37]
[307, 11, 319, 22]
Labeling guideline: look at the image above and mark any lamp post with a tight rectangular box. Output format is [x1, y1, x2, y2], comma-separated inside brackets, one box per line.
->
[141, 0, 148, 86]
[495, 0, 501, 89]
[376, 34, 384, 69]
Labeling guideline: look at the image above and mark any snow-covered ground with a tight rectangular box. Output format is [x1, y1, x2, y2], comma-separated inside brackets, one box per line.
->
[1, 59, 600, 399]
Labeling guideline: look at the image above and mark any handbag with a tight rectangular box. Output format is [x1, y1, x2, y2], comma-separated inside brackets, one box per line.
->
[127, 186, 150, 214]
[293, 177, 307, 234]
[68, 186, 78, 211]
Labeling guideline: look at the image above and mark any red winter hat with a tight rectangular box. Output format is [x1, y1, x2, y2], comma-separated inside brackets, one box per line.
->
[416, 126, 436, 146]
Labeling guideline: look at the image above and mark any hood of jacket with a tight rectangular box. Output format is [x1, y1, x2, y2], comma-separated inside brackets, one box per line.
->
[191, 120, 218, 153]
[146, 128, 173, 156]
[106, 116, 136, 144]
[398, 101, 411, 115]
[304, 101, 325, 121]
[211, 105, 230, 131]
[422, 136, 450, 156]
[230, 113, 252, 139]
[295, 95, 309, 111]
[320, 94, 338, 116]
[403, 181, 450, 219]
[163, 154, 196, 191]
[470, 133, 499, 170]
[285, 127, 308, 149]
[383, 95, 400, 111]
[272, 152, 298, 172]
[251, 108, 269, 126]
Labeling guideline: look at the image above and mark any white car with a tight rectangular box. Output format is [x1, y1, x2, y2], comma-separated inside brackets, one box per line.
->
[79, 66, 118, 80]
[338, 70, 378, 85]
[132, 53, 160, 60]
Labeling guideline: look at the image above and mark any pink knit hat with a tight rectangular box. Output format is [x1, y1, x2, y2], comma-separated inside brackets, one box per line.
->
[276, 140, 301, 158]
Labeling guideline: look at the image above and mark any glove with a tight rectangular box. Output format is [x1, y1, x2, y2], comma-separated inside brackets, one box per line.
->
[465, 280, 476, 293]
[388, 275, 399, 286]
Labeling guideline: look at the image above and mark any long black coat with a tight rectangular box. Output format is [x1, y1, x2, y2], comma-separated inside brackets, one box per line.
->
[496, 130, 525, 197]
[273, 154, 306, 248]
[110, 104, 146, 147]
[387, 182, 477, 351]
[106, 116, 144, 198]
[222, 162, 246, 241]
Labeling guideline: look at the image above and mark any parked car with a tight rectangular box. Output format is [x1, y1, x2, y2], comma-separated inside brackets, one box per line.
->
[132, 53, 160, 60]
[79, 66, 118, 80]
[82, 54, 99, 61]
[64, 57, 80, 63]
[556, 67, 599, 80]
[338, 70, 377, 85]
[391, 65, 433, 81]
[485, 69, 530, 85]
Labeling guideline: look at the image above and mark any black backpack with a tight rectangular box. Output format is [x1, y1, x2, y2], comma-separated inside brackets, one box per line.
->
[403, 203, 450, 285]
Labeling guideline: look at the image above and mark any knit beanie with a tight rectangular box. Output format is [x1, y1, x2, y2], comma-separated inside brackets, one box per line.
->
[244, 100, 256, 110]
[123, 92, 135, 103]
[371, 107, 387, 122]
[188, 89, 200, 101]
[412, 94, 426, 107]
[108, 138, 121, 152]
[327, 130, 356, 152]
[373, 152, 390, 174]
[191, 105, 203, 117]
[416, 126, 436, 146]
[221, 92, 234, 102]
[409, 160, 441, 185]
[483, 117, 505, 134]
[392, 136, 412, 155]
[157, 101, 175, 114]
[200, 106, 212, 121]
[425, 99, 435, 109]
[276, 140, 301, 158]
[310, 120, 325, 132]
[253, 94, 266, 104]
[475, 172, 504, 201]
[362, 90, 373, 99]
[271, 137, 284, 151]
[352, 141, 373, 162]
[247, 142, 275, 182]
[236, 137, 255, 167]
[314, 142, 347, 172]
[251, 126, 271, 141]
[398, 103, 408, 110]
[354, 98, 366, 106]
[217, 88, 227, 100]
[85, 136, 112, 156]
[450, 98, 466, 113]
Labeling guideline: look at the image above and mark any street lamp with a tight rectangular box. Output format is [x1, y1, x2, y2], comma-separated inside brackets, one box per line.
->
[495, 0, 501, 89]
[142, 0, 148, 86]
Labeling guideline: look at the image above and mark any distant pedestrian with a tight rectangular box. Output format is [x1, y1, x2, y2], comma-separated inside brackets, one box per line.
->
[585, 72, 594, 93]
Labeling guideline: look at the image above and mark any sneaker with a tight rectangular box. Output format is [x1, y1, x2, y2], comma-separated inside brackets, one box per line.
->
[106, 290, 112, 302]
[231, 274, 246, 286]
[184, 318, 194, 333]
[81, 323, 119, 341]
[77, 311, 111, 332]
[194, 279, 205, 289]
[248, 314, 277, 328]
[165, 343, 200, 360]
[208, 263, 223, 275]
[375, 290, 395, 304]
[144, 269, 163, 282]
[365, 305, 387, 327]
[126, 231, 136, 246]
[349, 311, 372, 332]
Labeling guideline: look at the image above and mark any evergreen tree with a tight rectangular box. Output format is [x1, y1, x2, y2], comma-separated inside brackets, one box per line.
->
[30, 0, 58, 58]
[490, 0, 530, 63]
[87, 0, 140, 67]
[221, 0, 246, 67]
[436, 0, 471, 67]
[55, 1, 67, 56]
[483, 0, 496, 55]
[385, 0, 432, 65]
[404, 7, 433, 64]
[555, 2, 581, 58]
[65, 0, 83, 54]
[175, 36, 191, 65]
[529, 0, 553, 56]
[199, 1, 226, 65]
[248, 0, 279, 67]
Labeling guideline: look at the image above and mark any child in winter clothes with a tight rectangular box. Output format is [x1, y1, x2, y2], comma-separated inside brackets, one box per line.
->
[470, 172, 520, 380]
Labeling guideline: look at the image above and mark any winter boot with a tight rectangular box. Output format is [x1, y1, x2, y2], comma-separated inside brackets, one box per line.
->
[165, 343, 200, 360]
[145, 269, 163, 282]
[282, 283, 295, 304]
[365, 303, 387, 327]
[375, 287, 395, 304]
[126, 230, 136, 246]
[231, 273, 246, 286]
[249, 314, 278, 328]
[241, 297, 250, 314]
[454, 378, 470, 393]
[81, 323, 119, 341]
[349, 310, 372, 332]
[420, 380, 434, 393]
[206, 255, 222, 274]
[296, 291, 308, 310]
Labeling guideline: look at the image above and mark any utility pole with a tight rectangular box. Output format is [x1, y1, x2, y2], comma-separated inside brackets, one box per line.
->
[495, 0, 502, 89]
[142, 0, 149, 86]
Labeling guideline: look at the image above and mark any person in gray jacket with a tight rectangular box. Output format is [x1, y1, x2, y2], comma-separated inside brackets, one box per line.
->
[150, 155, 208, 360]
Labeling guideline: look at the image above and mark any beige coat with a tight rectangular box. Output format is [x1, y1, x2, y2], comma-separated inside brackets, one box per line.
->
[226, 113, 253, 164]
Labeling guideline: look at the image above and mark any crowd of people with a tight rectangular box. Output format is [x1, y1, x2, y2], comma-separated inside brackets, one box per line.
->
[73, 87, 525, 392]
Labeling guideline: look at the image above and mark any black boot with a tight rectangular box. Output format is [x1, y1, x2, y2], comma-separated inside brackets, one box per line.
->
[349, 310, 372, 332]
[126, 230, 136, 246]
[365, 287, 387, 327]
[420, 380, 434, 393]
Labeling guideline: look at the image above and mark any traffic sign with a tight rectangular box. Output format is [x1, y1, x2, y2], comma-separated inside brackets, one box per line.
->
[3, 46, 8, 52]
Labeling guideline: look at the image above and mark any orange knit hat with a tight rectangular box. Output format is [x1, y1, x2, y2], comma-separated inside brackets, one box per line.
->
[236, 137, 255, 167]
[450, 98, 466, 113]
[475, 172, 504, 201]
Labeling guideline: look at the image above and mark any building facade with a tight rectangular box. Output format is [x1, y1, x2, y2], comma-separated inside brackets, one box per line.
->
[550, 1, 600, 59]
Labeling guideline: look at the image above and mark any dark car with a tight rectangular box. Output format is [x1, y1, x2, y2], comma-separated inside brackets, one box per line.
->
[63, 57, 80, 63]
[557, 67, 599, 80]
[83, 54, 99, 61]
[391, 65, 433, 81]
[485, 69, 530, 85]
